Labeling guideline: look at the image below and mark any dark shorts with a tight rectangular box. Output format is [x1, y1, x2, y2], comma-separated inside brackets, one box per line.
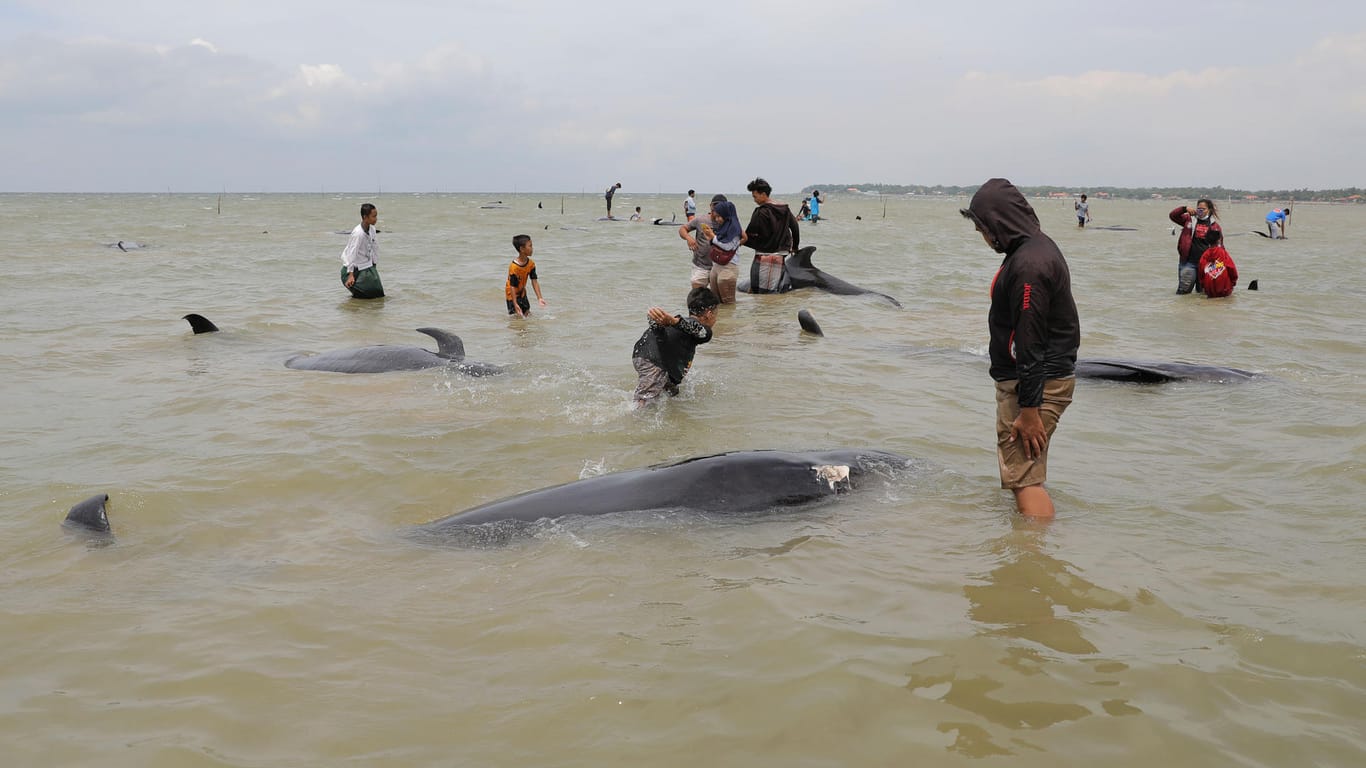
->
[506, 295, 531, 315]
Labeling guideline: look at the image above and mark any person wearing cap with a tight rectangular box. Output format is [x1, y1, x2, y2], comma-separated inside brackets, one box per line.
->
[679, 194, 741, 303]
[961, 178, 1080, 519]
[631, 287, 719, 408]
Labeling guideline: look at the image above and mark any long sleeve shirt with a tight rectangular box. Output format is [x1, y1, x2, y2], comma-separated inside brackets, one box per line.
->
[340, 224, 378, 272]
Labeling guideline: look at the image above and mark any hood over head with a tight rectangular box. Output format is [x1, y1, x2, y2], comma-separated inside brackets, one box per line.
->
[961, 178, 1041, 254]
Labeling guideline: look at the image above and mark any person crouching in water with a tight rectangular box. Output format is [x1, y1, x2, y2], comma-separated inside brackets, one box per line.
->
[631, 287, 719, 408]
[1197, 229, 1239, 298]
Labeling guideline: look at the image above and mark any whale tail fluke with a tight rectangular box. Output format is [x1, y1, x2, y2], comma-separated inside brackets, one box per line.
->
[63, 493, 112, 535]
[798, 309, 824, 336]
[182, 313, 220, 334]
[416, 328, 466, 360]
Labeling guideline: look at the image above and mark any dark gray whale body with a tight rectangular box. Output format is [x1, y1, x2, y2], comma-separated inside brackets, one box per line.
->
[62, 450, 911, 548]
[416, 449, 910, 537]
[180, 315, 503, 375]
[63, 493, 113, 543]
[738, 246, 902, 307]
[797, 309, 824, 336]
[1074, 359, 1258, 383]
[285, 328, 505, 375]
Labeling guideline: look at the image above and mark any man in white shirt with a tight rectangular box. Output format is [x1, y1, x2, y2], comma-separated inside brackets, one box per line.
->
[684, 190, 697, 221]
[340, 203, 384, 298]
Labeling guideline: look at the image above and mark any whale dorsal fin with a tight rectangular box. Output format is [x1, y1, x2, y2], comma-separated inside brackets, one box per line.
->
[63, 493, 112, 534]
[791, 246, 817, 269]
[182, 314, 220, 334]
[416, 328, 466, 360]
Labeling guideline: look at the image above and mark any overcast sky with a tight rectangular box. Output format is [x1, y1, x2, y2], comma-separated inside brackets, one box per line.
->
[3, 1, 1362, 193]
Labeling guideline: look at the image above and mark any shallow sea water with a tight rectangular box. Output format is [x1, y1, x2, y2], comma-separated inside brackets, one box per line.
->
[2, 192, 1363, 766]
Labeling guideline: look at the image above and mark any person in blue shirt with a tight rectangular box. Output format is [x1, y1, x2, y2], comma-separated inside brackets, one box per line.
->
[1265, 207, 1290, 239]
[809, 190, 822, 223]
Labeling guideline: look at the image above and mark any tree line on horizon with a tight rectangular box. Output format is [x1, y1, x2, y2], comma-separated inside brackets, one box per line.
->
[802, 183, 1365, 202]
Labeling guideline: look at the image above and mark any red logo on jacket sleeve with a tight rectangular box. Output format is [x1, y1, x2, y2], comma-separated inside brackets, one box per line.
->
[1022, 283, 1032, 310]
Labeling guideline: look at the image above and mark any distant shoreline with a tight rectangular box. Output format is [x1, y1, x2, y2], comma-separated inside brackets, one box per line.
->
[802, 184, 1364, 204]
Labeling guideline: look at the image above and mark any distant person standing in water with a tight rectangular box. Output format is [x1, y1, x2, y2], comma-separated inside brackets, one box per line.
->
[961, 178, 1080, 520]
[1075, 194, 1090, 228]
[605, 182, 622, 219]
[1170, 199, 1222, 294]
[743, 177, 801, 293]
[684, 190, 697, 221]
[1265, 206, 1290, 239]
[340, 203, 384, 299]
[809, 190, 822, 223]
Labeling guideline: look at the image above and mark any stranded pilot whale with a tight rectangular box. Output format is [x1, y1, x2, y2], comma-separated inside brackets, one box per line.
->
[179, 315, 504, 375]
[413, 448, 911, 538]
[1073, 358, 1258, 383]
[738, 246, 902, 307]
[801, 308, 1261, 385]
[285, 328, 504, 376]
[60, 450, 912, 547]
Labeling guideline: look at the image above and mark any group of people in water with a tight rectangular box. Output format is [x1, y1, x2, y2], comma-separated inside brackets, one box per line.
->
[334, 176, 1088, 520]
[334, 180, 1282, 520]
[1170, 200, 1234, 296]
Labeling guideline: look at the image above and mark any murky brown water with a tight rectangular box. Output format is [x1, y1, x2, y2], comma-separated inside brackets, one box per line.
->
[3, 193, 1363, 765]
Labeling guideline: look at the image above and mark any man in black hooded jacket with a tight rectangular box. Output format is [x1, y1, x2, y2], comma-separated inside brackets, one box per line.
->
[962, 178, 1080, 519]
[742, 177, 800, 293]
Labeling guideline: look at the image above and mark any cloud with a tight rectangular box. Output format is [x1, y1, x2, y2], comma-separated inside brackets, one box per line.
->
[1, 8, 1364, 192]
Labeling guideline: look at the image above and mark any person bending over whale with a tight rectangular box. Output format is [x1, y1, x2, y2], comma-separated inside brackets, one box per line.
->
[962, 178, 1080, 520]
[631, 287, 719, 408]
[340, 203, 384, 298]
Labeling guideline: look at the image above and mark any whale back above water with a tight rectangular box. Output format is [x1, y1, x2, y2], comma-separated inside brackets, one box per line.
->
[738, 246, 902, 307]
[284, 328, 504, 375]
[1074, 358, 1258, 383]
[415, 448, 911, 537]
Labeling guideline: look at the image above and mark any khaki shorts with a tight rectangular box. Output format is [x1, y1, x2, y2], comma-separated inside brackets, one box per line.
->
[690, 265, 712, 287]
[995, 378, 1075, 489]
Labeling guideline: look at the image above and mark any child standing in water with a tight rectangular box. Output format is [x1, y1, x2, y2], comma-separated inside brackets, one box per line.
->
[505, 234, 547, 318]
[1198, 229, 1239, 298]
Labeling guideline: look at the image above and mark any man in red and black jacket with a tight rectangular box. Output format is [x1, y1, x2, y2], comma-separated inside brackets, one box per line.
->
[961, 178, 1080, 519]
